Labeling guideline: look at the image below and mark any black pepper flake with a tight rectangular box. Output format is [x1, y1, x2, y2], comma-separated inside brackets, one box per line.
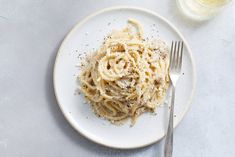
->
[182, 73, 185, 75]
[107, 22, 111, 26]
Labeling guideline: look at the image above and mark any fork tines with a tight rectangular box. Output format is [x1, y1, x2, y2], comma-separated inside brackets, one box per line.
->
[170, 41, 184, 72]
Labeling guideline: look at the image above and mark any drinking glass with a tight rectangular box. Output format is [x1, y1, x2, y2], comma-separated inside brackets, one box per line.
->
[177, 0, 231, 21]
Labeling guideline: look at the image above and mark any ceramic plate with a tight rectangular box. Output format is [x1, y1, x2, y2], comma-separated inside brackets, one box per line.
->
[53, 6, 196, 149]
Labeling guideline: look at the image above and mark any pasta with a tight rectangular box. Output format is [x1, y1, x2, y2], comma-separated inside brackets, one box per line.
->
[79, 19, 170, 125]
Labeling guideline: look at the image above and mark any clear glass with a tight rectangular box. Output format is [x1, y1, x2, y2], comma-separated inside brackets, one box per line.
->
[176, 0, 231, 21]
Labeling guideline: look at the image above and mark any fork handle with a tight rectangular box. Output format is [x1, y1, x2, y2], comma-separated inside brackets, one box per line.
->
[164, 87, 175, 157]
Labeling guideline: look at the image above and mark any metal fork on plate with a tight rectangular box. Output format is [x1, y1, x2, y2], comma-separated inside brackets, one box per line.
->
[164, 41, 184, 157]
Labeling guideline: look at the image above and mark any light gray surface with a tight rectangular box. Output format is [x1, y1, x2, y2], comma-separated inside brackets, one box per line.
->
[0, 0, 235, 156]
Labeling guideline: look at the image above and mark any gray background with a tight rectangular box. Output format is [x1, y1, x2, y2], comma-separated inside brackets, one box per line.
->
[0, 0, 235, 156]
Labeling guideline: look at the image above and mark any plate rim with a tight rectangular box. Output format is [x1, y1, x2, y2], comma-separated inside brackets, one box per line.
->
[53, 5, 197, 149]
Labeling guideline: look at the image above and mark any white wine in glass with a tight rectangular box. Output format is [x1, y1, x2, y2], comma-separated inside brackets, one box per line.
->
[177, 0, 230, 20]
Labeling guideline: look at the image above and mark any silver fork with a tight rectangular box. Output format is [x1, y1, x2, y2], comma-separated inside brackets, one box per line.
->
[164, 41, 184, 157]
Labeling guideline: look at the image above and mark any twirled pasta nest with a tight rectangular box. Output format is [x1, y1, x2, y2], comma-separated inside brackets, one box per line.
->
[79, 19, 169, 125]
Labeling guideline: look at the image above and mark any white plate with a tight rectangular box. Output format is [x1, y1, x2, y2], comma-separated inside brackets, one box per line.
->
[53, 6, 196, 149]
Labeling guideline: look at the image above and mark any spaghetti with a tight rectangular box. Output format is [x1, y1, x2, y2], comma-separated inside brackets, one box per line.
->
[79, 19, 170, 125]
